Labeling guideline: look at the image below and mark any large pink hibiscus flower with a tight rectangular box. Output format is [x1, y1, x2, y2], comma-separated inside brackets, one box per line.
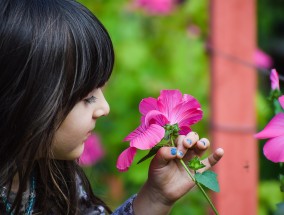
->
[255, 96, 284, 162]
[116, 90, 203, 171]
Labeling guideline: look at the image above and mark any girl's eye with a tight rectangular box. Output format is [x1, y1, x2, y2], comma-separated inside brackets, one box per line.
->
[84, 95, 97, 104]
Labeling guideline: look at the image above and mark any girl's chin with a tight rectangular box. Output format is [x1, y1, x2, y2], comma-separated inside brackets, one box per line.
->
[68, 145, 85, 160]
[51, 145, 85, 160]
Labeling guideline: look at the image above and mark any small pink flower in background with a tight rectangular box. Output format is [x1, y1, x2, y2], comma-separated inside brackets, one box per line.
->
[116, 89, 203, 171]
[255, 96, 284, 163]
[270, 69, 280, 90]
[254, 48, 273, 69]
[132, 0, 177, 15]
[79, 133, 105, 166]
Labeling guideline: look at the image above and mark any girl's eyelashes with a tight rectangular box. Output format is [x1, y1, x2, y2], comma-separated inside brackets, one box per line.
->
[84, 95, 97, 104]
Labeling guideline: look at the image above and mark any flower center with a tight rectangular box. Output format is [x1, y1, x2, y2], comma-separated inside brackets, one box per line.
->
[163, 123, 180, 140]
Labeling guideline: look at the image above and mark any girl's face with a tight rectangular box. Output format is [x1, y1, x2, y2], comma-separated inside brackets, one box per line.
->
[51, 88, 110, 160]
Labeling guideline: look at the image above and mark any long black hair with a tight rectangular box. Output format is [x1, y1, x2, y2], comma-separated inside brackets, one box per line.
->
[0, 0, 114, 214]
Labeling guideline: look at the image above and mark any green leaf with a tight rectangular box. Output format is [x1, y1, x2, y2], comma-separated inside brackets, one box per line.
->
[194, 170, 220, 192]
[268, 89, 282, 101]
[273, 99, 284, 114]
[137, 141, 165, 164]
[188, 156, 206, 171]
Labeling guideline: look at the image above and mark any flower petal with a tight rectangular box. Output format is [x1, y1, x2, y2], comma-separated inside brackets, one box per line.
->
[144, 110, 169, 127]
[178, 109, 203, 134]
[182, 94, 201, 108]
[279, 95, 284, 110]
[177, 108, 203, 126]
[79, 134, 104, 167]
[270, 69, 280, 90]
[134, 0, 177, 15]
[178, 126, 191, 135]
[170, 97, 203, 125]
[157, 90, 183, 119]
[254, 49, 273, 69]
[125, 124, 165, 150]
[263, 136, 284, 163]
[116, 147, 137, 172]
[139, 97, 158, 115]
[255, 113, 284, 139]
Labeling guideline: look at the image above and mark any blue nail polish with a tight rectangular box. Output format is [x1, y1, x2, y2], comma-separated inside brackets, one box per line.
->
[171, 148, 177, 155]
[186, 139, 192, 144]
[178, 151, 184, 157]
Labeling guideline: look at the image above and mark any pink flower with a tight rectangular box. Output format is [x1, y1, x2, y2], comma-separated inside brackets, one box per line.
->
[270, 69, 280, 91]
[255, 96, 284, 162]
[79, 133, 105, 166]
[116, 90, 203, 171]
[254, 48, 273, 69]
[133, 0, 177, 15]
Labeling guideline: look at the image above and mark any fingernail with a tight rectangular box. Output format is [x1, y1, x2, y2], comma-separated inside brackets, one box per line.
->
[186, 139, 192, 144]
[178, 150, 184, 157]
[171, 148, 177, 155]
[200, 140, 206, 146]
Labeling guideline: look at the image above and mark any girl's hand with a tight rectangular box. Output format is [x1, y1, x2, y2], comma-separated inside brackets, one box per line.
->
[133, 131, 224, 215]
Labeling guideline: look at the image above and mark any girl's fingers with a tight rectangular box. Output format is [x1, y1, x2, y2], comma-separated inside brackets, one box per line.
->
[183, 132, 199, 148]
[198, 148, 224, 173]
[182, 137, 210, 161]
[175, 132, 199, 159]
[194, 138, 210, 157]
[154, 132, 219, 170]
[175, 135, 186, 158]
[198, 138, 210, 149]
[151, 146, 224, 176]
[151, 147, 178, 169]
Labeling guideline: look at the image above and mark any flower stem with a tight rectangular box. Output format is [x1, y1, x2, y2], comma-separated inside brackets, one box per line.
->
[179, 158, 195, 181]
[170, 137, 219, 215]
[179, 159, 219, 215]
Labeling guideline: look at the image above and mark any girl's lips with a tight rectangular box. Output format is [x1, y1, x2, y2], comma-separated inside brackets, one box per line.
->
[83, 131, 92, 142]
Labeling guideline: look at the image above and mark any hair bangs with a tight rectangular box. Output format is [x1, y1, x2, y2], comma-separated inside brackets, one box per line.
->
[64, 2, 114, 102]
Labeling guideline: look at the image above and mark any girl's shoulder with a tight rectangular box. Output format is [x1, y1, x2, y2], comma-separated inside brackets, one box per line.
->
[111, 194, 137, 215]
[76, 175, 137, 215]
[76, 175, 106, 215]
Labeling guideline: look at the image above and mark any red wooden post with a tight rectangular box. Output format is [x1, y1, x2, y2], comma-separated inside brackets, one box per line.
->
[210, 0, 258, 215]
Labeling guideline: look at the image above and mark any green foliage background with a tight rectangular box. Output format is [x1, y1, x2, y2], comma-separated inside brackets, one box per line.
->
[257, 0, 284, 214]
[78, 0, 284, 214]
[79, 0, 210, 214]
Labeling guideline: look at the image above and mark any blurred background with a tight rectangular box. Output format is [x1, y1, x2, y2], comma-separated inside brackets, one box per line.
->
[77, 0, 284, 214]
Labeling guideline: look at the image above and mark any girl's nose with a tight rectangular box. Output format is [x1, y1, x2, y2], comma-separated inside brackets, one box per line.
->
[92, 89, 110, 119]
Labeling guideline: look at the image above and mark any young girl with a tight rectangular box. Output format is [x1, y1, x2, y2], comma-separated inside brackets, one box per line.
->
[0, 0, 224, 214]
